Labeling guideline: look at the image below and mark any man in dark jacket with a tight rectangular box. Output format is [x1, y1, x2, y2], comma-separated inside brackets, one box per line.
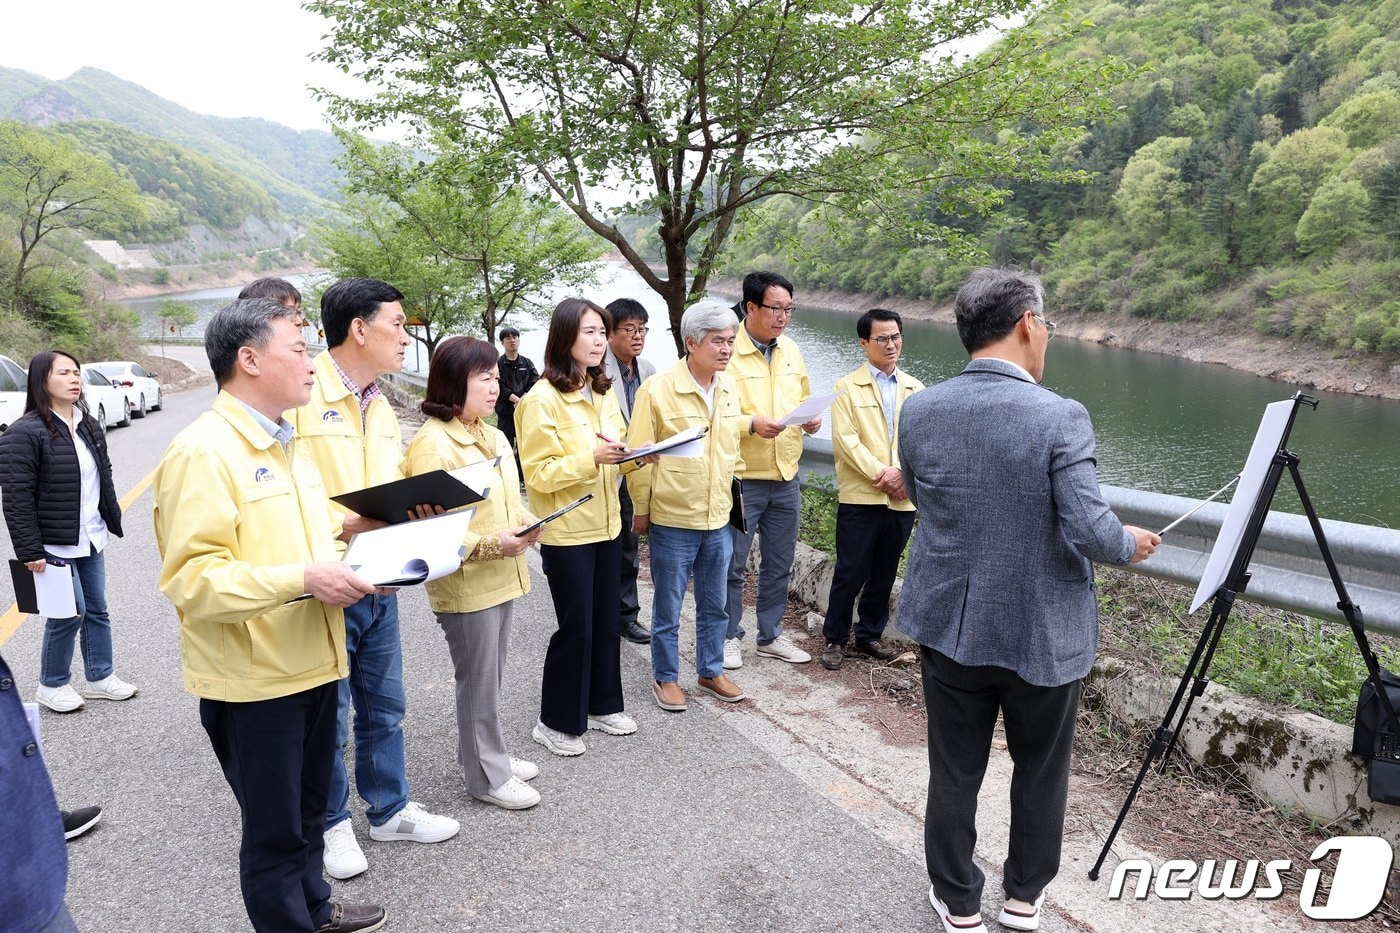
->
[495, 327, 538, 476]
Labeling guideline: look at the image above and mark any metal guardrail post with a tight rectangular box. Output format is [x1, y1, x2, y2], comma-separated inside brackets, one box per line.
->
[798, 438, 1400, 635]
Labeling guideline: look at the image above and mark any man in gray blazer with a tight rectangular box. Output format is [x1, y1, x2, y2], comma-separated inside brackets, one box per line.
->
[605, 298, 659, 644]
[896, 267, 1158, 933]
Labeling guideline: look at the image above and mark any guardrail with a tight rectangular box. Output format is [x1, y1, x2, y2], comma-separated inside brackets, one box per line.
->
[798, 438, 1400, 635]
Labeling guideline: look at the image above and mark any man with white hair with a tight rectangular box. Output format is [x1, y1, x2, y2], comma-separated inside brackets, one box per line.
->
[626, 300, 748, 710]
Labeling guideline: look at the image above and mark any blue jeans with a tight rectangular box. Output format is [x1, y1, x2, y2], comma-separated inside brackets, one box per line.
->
[726, 478, 801, 644]
[326, 593, 409, 828]
[649, 523, 732, 683]
[40, 547, 114, 688]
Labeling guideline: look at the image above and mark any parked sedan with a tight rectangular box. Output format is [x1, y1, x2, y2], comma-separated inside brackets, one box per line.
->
[90, 360, 162, 419]
[81, 366, 131, 431]
[0, 353, 27, 433]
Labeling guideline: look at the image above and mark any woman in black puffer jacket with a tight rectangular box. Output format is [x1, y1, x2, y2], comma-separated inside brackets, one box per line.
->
[0, 350, 138, 713]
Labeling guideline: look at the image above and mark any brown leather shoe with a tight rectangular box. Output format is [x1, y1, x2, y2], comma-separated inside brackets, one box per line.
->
[653, 680, 687, 711]
[315, 903, 387, 933]
[821, 643, 844, 670]
[696, 674, 746, 703]
[854, 638, 900, 662]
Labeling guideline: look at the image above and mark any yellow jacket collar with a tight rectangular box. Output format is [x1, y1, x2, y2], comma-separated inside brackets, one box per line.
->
[213, 390, 284, 452]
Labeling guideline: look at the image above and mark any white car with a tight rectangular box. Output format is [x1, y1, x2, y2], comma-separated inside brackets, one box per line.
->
[90, 360, 162, 419]
[81, 366, 131, 431]
[0, 353, 27, 433]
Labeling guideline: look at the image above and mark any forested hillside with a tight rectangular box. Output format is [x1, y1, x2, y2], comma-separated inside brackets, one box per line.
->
[723, 0, 1400, 359]
[0, 66, 340, 213]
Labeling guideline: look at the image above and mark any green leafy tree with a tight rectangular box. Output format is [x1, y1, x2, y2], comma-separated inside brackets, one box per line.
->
[309, 0, 1131, 353]
[1295, 178, 1370, 256]
[0, 121, 146, 321]
[1111, 136, 1193, 244]
[156, 298, 198, 359]
[317, 133, 604, 357]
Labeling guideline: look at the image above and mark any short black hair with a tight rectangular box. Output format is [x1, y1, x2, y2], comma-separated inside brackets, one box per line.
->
[953, 267, 1044, 354]
[857, 308, 902, 340]
[499, 327, 520, 340]
[742, 271, 793, 310]
[605, 298, 648, 325]
[238, 277, 302, 307]
[320, 278, 405, 348]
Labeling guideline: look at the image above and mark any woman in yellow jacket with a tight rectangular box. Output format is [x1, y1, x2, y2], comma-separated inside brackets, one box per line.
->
[516, 298, 646, 757]
[402, 336, 544, 809]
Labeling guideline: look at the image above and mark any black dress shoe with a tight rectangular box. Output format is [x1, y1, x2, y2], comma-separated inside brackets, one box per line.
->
[61, 805, 103, 841]
[820, 643, 844, 670]
[854, 638, 901, 662]
[315, 903, 387, 933]
[621, 619, 652, 644]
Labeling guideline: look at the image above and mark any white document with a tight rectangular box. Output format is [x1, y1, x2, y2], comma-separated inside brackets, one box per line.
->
[778, 391, 839, 427]
[344, 508, 476, 587]
[35, 563, 77, 618]
[622, 425, 709, 462]
[1189, 400, 1294, 613]
[447, 456, 500, 500]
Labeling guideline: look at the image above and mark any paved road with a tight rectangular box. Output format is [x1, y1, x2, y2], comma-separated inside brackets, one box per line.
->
[0, 379, 1288, 932]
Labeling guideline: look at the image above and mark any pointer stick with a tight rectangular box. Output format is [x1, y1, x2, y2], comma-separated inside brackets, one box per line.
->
[1158, 475, 1240, 537]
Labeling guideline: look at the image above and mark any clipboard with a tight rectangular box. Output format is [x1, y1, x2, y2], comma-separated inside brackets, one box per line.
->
[332, 469, 484, 525]
[514, 494, 593, 536]
[9, 559, 77, 617]
[620, 425, 709, 463]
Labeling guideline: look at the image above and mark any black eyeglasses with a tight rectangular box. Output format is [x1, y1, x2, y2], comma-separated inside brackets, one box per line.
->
[758, 303, 794, 317]
[617, 325, 649, 337]
[869, 334, 903, 346]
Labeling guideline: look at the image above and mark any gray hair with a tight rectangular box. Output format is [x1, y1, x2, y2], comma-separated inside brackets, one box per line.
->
[954, 267, 1045, 354]
[681, 300, 740, 347]
[206, 297, 302, 387]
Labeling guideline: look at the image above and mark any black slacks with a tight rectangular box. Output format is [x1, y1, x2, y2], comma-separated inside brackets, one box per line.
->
[822, 503, 916, 646]
[200, 682, 338, 933]
[919, 646, 1081, 916]
[539, 538, 625, 735]
[617, 483, 641, 628]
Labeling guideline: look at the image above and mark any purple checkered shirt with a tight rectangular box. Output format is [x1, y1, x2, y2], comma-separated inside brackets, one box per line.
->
[329, 353, 382, 427]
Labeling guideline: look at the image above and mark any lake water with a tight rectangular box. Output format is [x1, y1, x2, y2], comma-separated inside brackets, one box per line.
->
[122, 266, 1400, 529]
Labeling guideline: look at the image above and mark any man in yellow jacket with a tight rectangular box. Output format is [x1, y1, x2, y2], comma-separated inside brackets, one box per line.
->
[153, 297, 387, 933]
[627, 300, 749, 711]
[289, 278, 459, 881]
[821, 309, 924, 670]
[724, 271, 822, 670]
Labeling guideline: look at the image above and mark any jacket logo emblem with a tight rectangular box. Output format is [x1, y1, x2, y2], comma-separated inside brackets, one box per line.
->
[254, 468, 275, 483]
[322, 411, 344, 422]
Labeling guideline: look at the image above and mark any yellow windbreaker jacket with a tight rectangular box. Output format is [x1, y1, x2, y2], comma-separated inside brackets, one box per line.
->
[515, 379, 626, 546]
[729, 328, 811, 481]
[625, 360, 747, 531]
[290, 350, 403, 505]
[153, 391, 347, 702]
[401, 416, 531, 614]
[830, 364, 924, 511]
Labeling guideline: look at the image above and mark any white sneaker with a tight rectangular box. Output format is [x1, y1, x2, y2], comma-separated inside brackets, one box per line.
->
[586, 712, 638, 735]
[756, 634, 812, 664]
[532, 720, 586, 757]
[473, 777, 541, 811]
[322, 818, 367, 880]
[35, 684, 85, 713]
[510, 757, 540, 782]
[367, 802, 460, 843]
[723, 637, 743, 671]
[83, 674, 137, 701]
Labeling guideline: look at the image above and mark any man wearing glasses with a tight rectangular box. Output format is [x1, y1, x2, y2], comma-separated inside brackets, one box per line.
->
[820, 308, 924, 670]
[604, 298, 658, 645]
[895, 267, 1157, 933]
[724, 271, 821, 669]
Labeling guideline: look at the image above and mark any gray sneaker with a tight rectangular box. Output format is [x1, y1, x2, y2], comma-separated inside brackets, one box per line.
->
[532, 720, 586, 757]
[756, 634, 812, 664]
[723, 637, 743, 671]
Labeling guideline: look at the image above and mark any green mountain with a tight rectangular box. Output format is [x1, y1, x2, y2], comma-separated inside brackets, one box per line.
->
[0, 66, 340, 214]
[722, 0, 1400, 359]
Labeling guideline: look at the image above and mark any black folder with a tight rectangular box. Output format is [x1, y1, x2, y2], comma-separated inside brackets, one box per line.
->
[8, 560, 38, 614]
[729, 477, 747, 533]
[331, 470, 485, 525]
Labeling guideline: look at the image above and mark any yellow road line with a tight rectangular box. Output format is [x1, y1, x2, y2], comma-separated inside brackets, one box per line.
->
[0, 467, 158, 649]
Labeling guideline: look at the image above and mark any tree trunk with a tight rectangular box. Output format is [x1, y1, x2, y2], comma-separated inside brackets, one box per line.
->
[660, 233, 690, 358]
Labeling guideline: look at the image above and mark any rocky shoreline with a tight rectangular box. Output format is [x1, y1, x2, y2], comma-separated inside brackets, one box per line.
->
[708, 278, 1400, 400]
